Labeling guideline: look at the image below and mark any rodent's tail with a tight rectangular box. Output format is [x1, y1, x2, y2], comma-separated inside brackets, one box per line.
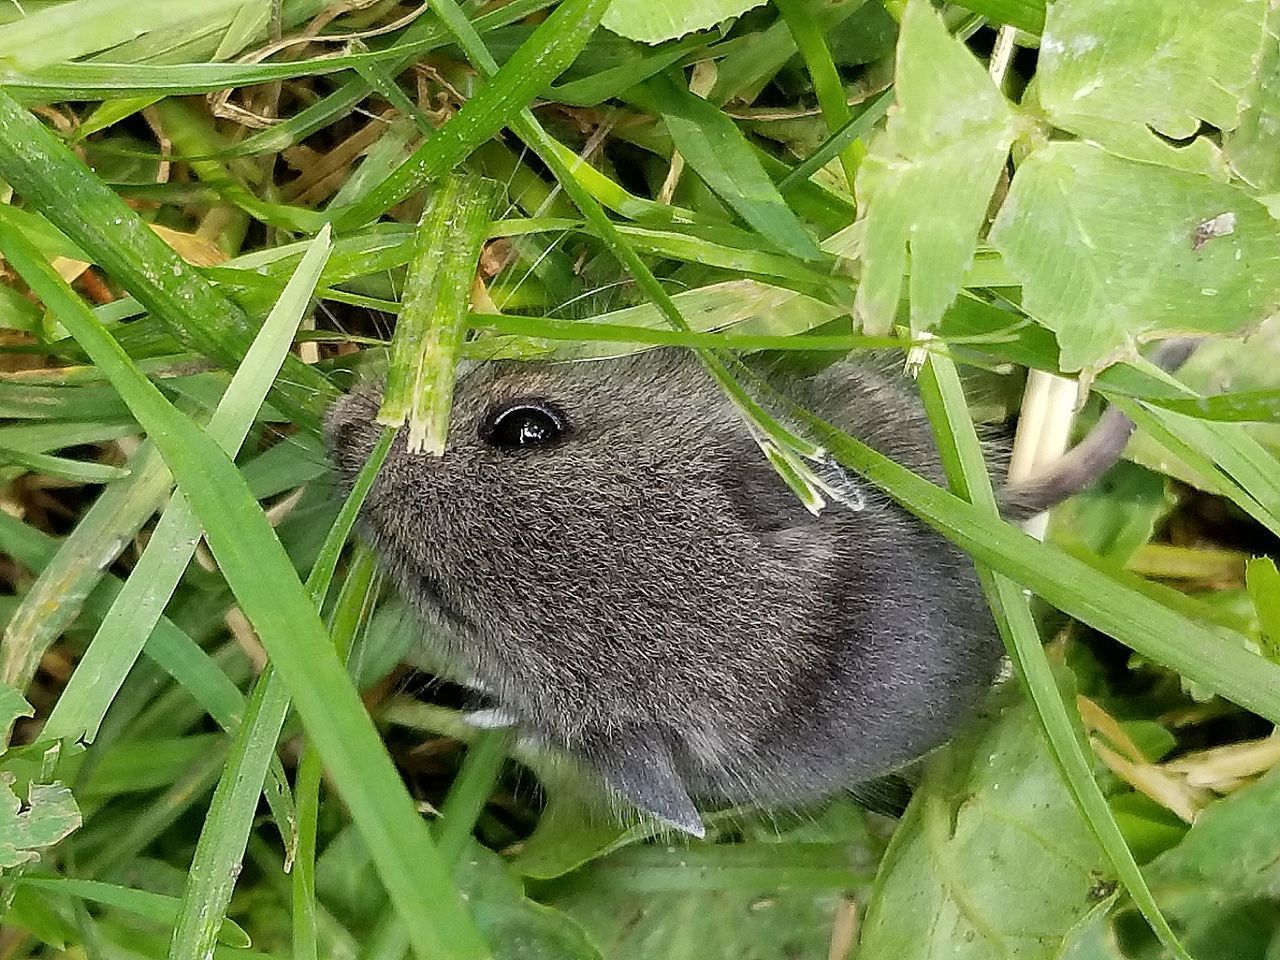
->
[998, 338, 1198, 522]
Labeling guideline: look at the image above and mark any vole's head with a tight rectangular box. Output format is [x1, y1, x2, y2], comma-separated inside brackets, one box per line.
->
[323, 349, 797, 648]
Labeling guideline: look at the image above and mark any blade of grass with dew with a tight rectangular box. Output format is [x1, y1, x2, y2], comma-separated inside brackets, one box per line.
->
[778, 396, 1280, 727]
[293, 545, 379, 960]
[0, 90, 336, 431]
[17, 877, 250, 948]
[0, 213, 487, 960]
[916, 351, 1192, 960]
[43, 225, 334, 747]
[773, 0, 861, 194]
[0, 510, 245, 734]
[428, 0, 861, 518]
[378, 173, 501, 453]
[329, 0, 613, 231]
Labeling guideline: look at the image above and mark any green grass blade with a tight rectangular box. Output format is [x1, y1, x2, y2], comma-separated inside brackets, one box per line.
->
[0, 510, 245, 734]
[0, 89, 336, 432]
[435, 729, 513, 865]
[166, 667, 291, 960]
[0, 439, 174, 694]
[292, 545, 380, 960]
[0, 214, 487, 960]
[43, 226, 333, 746]
[0, 447, 129, 482]
[633, 72, 825, 259]
[329, 0, 613, 230]
[778, 89, 894, 191]
[18, 877, 250, 948]
[772, 0, 862, 194]
[917, 351, 1192, 960]
[379, 173, 500, 452]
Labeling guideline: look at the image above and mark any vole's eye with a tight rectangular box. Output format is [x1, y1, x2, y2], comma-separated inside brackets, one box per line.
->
[480, 399, 568, 450]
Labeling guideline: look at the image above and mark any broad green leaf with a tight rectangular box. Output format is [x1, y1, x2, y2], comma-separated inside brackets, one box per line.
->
[549, 842, 867, 960]
[853, 0, 1021, 333]
[1037, 0, 1270, 177]
[990, 142, 1280, 372]
[858, 688, 1110, 959]
[0, 685, 31, 742]
[602, 0, 767, 44]
[1048, 462, 1174, 565]
[1226, 3, 1280, 191]
[1062, 765, 1280, 959]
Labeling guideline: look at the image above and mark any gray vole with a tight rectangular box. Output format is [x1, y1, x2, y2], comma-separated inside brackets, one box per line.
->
[324, 344, 1186, 836]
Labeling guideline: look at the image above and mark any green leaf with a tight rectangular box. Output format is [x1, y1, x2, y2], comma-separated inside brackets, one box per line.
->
[1037, 0, 1270, 177]
[548, 843, 864, 960]
[0, 779, 81, 872]
[1246, 556, 1280, 663]
[1063, 764, 1280, 959]
[990, 142, 1280, 372]
[858, 687, 1111, 960]
[1226, 3, 1280, 191]
[0, 0, 247, 70]
[18, 876, 250, 947]
[1047, 462, 1174, 565]
[853, 0, 1021, 333]
[601, 0, 767, 44]
[634, 73, 824, 261]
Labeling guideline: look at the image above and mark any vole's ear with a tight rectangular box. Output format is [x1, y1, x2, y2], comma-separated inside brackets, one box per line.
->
[590, 730, 704, 838]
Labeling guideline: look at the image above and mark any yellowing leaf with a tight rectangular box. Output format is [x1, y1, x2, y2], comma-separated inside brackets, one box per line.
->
[853, 0, 1020, 334]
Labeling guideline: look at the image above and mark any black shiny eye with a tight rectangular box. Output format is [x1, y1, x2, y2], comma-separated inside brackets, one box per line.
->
[480, 399, 568, 450]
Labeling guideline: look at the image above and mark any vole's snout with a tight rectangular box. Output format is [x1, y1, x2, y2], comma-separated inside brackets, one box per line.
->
[322, 386, 386, 482]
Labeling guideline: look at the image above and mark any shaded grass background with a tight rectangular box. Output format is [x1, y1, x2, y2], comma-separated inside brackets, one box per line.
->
[0, 1, 1278, 959]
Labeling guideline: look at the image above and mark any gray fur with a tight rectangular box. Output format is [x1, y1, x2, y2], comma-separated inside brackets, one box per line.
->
[324, 349, 1004, 834]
